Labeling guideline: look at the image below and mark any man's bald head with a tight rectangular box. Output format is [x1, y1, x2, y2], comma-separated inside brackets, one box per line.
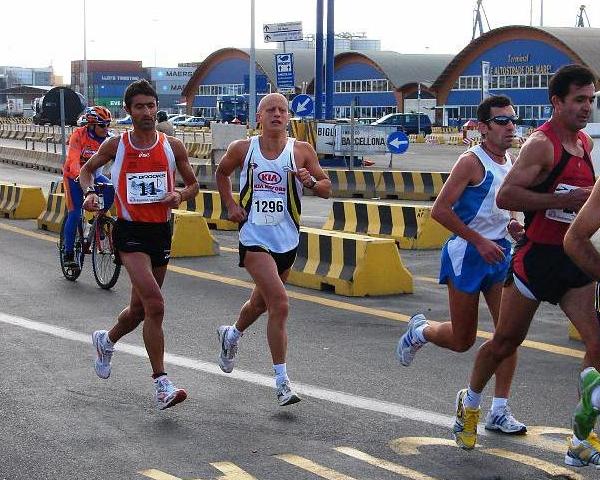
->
[257, 93, 288, 113]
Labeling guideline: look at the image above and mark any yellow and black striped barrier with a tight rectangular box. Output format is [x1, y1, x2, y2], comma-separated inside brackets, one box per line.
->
[288, 226, 413, 296]
[49, 179, 65, 195]
[319, 169, 381, 198]
[289, 119, 317, 149]
[37, 193, 66, 233]
[170, 209, 220, 257]
[376, 171, 449, 200]
[323, 199, 451, 249]
[0, 183, 46, 219]
[308, 169, 449, 200]
[181, 190, 239, 231]
[185, 142, 212, 160]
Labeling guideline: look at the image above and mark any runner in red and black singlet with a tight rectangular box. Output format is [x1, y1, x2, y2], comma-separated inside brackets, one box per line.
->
[511, 121, 595, 304]
[453, 65, 600, 468]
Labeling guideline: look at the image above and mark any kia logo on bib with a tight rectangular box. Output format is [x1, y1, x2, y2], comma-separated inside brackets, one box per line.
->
[258, 171, 282, 185]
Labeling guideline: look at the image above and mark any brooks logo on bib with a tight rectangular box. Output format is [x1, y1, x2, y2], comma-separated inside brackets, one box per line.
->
[126, 171, 167, 204]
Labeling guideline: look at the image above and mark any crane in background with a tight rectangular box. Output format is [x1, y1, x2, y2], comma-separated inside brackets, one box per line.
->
[472, 0, 491, 40]
[576, 5, 591, 27]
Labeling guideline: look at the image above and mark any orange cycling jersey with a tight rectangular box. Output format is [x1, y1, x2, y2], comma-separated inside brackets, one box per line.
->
[110, 131, 176, 223]
[63, 126, 107, 180]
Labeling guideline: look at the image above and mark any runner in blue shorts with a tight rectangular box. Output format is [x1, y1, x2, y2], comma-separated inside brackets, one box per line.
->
[396, 95, 527, 444]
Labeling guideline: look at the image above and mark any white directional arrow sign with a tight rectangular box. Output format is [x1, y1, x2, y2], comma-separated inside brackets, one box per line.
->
[263, 21, 303, 43]
[296, 97, 311, 112]
[387, 131, 410, 154]
[291, 94, 313, 117]
[389, 137, 409, 149]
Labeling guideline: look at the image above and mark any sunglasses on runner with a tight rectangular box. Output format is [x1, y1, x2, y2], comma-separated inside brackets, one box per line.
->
[96, 123, 110, 128]
[486, 115, 519, 126]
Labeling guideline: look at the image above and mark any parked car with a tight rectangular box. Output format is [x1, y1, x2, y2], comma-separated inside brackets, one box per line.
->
[181, 116, 209, 128]
[169, 114, 193, 126]
[371, 113, 432, 135]
[357, 117, 377, 125]
[116, 115, 132, 125]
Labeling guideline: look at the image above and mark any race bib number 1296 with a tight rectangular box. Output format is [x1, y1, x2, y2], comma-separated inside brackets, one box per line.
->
[251, 198, 285, 225]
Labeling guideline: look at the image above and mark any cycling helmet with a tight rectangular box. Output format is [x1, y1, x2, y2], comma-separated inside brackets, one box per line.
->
[157, 110, 168, 123]
[84, 106, 112, 126]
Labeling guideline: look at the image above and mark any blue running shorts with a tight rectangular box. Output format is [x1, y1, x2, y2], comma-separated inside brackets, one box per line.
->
[439, 236, 511, 294]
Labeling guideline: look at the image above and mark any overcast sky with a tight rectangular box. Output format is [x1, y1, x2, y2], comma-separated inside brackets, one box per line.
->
[4, 0, 599, 80]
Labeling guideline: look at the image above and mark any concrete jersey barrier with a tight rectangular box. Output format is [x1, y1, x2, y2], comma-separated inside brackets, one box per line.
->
[323, 199, 451, 249]
[170, 209, 220, 257]
[288, 226, 413, 296]
[181, 190, 239, 231]
[0, 183, 46, 219]
[37, 193, 67, 233]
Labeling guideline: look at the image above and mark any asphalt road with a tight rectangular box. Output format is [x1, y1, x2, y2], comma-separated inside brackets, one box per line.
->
[0, 158, 595, 480]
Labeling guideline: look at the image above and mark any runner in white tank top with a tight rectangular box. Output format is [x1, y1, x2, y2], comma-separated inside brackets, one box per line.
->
[215, 93, 332, 406]
[238, 135, 303, 253]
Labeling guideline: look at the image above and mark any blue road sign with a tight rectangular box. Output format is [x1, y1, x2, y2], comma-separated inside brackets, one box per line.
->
[387, 130, 410, 154]
[274, 53, 295, 92]
[291, 94, 313, 117]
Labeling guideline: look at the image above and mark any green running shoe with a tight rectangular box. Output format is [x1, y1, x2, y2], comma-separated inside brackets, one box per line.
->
[573, 368, 600, 441]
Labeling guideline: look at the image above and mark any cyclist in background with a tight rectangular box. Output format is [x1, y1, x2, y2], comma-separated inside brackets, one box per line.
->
[62, 106, 115, 269]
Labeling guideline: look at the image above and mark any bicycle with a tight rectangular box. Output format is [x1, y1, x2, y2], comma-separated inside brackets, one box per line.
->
[58, 182, 121, 289]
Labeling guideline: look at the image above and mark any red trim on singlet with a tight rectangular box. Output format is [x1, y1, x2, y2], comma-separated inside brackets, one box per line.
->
[511, 240, 534, 284]
[524, 121, 594, 245]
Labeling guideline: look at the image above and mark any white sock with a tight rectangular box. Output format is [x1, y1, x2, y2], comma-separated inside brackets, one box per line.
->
[572, 436, 582, 447]
[491, 397, 508, 413]
[273, 363, 288, 387]
[414, 323, 428, 344]
[464, 386, 482, 409]
[226, 326, 242, 345]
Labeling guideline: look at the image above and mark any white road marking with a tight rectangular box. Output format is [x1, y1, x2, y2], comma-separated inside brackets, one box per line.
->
[0, 311, 451, 427]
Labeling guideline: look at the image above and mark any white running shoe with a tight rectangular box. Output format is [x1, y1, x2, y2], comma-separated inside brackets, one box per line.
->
[396, 314, 428, 366]
[276, 380, 301, 406]
[92, 330, 114, 379]
[154, 376, 187, 410]
[484, 406, 527, 434]
[217, 325, 238, 373]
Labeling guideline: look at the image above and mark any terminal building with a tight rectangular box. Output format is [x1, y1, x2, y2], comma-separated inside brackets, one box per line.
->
[71, 61, 195, 115]
[182, 26, 600, 126]
[182, 48, 452, 122]
[432, 26, 600, 126]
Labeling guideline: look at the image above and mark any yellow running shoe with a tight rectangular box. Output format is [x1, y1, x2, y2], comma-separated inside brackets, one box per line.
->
[565, 436, 600, 467]
[452, 389, 480, 450]
[586, 431, 600, 450]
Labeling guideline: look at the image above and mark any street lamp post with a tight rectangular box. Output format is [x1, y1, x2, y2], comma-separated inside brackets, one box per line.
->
[417, 83, 421, 135]
[83, 0, 88, 104]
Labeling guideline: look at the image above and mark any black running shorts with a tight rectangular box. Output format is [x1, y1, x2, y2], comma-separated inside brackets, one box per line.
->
[238, 243, 297, 275]
[113, 219, 172, 268]
[508, 240, 592, 304]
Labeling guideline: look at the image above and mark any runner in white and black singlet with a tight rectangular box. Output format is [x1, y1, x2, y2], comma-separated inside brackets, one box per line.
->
[215, 93, 331, 406]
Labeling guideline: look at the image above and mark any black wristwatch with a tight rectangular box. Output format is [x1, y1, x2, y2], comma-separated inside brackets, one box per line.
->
[307, 176, 317, 189]
[84, 186, 96, 197]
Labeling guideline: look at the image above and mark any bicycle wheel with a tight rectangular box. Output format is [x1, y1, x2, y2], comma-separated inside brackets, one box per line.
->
[59, 216, 85, 281]
[91, 216, 121, 289]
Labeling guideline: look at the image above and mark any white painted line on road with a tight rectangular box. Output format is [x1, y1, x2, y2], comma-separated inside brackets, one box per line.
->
[0, 311, 453, 427]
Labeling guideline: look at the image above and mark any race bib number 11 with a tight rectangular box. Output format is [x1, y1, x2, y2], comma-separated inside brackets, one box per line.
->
[126, 171, 167, 204]
[251, 198, 285, 225]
